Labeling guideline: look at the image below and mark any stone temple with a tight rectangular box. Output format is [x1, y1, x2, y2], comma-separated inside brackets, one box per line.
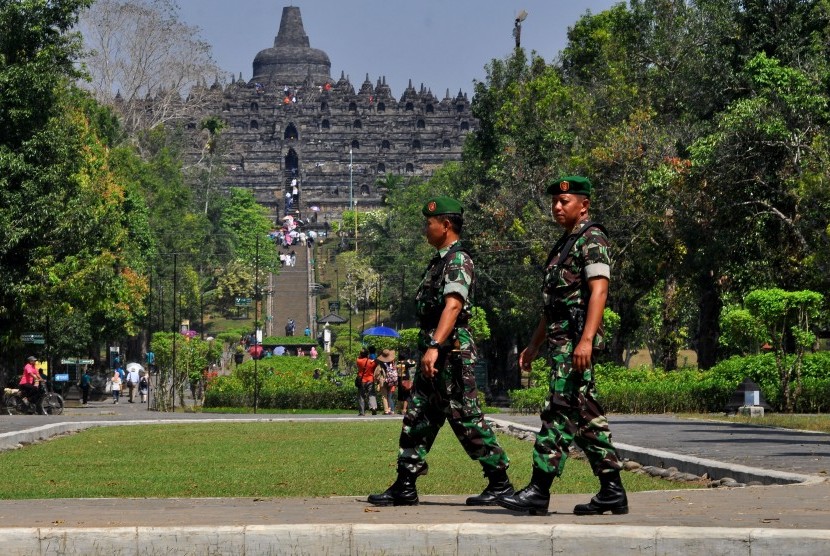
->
[185, 6, 476, 226]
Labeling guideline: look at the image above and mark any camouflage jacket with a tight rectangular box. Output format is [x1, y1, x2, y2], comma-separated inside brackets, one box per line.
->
[415, 240, 475, 352]
[541, 220, 610, 351]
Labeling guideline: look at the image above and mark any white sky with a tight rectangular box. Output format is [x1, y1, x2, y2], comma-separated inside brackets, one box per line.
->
[175, 0, 622, 97]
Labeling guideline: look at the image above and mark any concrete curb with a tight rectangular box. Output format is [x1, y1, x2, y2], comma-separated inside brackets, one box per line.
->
[0, 417, 350, 452]
[4, 523, 830, 555]
[487, 418, 826, 486]
[0, 422, 93, 452]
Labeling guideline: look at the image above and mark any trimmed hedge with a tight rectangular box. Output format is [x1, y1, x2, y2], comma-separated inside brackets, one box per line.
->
[261, 335, 318, 347]
[509, 352, 830, 414]
[204, 356, 357, 409]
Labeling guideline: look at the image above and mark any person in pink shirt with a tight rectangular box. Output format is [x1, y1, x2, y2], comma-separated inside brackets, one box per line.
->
[18, 356, 44, 412]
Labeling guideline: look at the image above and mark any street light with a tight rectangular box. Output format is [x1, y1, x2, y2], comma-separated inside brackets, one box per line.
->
[514, 9, 528, 48]
[349, 147, 353, 211]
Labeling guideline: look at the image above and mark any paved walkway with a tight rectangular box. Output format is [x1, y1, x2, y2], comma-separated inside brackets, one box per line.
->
[1, 404, 829, 554]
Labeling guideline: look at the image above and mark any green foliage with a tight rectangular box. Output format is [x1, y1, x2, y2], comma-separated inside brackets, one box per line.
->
[509, 353, 830, 414]
[719, 305, 766, 356]
[261, 336, 318, 346]
[743, 288, 825, 411]
[602, 307, 620, 347]
[205, 356, 354, 410]
[398, 328, 421, 351]
[527, 357, 550, 389]
[0, 0, 91, 147]
[0, 0, 158, 366]
[150, 332, 221, 409]
[217, 187, 279, 271]
[463, 306, 489, 343]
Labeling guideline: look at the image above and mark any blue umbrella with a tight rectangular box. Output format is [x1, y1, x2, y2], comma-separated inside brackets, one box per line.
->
[360, 326, 400, 338]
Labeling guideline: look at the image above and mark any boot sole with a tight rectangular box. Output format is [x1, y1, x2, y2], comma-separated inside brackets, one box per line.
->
[573, 506, 629, 516]
[496, 499, 549, 516]
[367, 500, 419, 507]
[466, 491, 516, 506]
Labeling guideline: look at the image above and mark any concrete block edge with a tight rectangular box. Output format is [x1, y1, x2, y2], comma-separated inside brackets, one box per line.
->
[2, 524, 830, 555]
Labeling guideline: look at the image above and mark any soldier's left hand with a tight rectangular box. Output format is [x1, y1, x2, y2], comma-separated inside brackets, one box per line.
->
[420, 348, 439, 378]
[572, 339, 593, 372]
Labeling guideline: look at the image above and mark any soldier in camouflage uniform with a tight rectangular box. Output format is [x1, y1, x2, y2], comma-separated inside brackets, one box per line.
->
[368, 196, 513, 507]
[498, 176, 629, 516]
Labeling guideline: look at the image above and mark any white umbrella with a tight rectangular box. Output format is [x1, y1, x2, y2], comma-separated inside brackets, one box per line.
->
[126, 362, 144, 374]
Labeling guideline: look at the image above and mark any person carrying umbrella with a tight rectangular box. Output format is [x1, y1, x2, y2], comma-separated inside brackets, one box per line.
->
[125, 363, 142, 403]
[367, 196, 512, 507]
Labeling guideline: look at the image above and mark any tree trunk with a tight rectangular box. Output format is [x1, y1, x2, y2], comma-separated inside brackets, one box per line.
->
[658, 276, 680, 371]
[609, 297, 640, 366]
[696, 274, 721, 370]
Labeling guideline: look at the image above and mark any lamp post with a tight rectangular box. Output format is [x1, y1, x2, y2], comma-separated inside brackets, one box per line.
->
[349, 147, 353, 211]
[513, 10, 528, 48]
[253, 234, 260, 414]
[172, 253, 177, 411]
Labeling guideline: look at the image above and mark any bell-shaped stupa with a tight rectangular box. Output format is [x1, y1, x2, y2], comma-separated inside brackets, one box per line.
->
[252, 6, 331, 87]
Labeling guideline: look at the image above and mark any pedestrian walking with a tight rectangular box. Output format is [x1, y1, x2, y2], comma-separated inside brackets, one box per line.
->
[368, 196, 512, 507]
[139, 372, 149, 403]
[79, 367, 92, 405]
[356, 349, 378, 416]
[110, 370, 122, 404]
[125, 365, 140, 403]
[497, 175, 628, 516]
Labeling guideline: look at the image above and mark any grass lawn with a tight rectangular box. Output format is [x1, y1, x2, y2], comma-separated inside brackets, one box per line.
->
[679, 412, 830, 433]
[0, 421, 701, 499]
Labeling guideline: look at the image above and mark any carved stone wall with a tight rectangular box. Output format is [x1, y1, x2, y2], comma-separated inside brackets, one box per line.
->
[179, 7, 476, 225]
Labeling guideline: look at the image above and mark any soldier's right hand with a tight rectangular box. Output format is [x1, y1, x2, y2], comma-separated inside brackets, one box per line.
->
[519, 347, 537, 370]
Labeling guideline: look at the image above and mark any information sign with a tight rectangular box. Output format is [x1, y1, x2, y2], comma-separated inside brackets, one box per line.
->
[20, 333, 45, 344]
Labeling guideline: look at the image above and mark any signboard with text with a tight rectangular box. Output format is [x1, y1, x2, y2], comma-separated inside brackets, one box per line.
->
[61, 358, 95, 365]
[20, 333, 45, 345]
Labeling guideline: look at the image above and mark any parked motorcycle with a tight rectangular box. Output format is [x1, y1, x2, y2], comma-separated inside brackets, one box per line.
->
[3, 385, 64, 416]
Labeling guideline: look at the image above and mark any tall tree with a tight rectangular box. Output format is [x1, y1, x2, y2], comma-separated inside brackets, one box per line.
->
[77, 0, 222, 135]
[0, 0, 153, 373]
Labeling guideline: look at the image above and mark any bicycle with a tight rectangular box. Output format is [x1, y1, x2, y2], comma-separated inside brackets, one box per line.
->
[3, 382, 63, 415]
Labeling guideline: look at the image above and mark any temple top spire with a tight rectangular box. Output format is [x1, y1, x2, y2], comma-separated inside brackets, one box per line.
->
[252, 6, 331, 87]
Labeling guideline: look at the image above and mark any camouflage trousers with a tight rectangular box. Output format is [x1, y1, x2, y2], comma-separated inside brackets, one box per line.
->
[397, 349, 509, 475]
[532, 349, 622, 477]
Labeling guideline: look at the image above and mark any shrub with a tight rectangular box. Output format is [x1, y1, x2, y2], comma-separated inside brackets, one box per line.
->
[262, 335, 318, 346]
[508, 354, 830, 414]
[204, 356, 358, 409]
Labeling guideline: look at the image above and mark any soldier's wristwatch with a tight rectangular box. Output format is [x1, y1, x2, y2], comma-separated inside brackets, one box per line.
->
[427, 336, 440, 349]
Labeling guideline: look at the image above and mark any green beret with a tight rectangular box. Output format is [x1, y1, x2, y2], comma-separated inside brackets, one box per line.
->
[422, 196, 464, 216]
[546, 175, 593, 197]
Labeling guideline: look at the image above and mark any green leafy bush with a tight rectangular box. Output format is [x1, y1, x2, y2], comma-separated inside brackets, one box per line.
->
[508, 353, 830, 413]
[261, 335, 318, 346]
[204, 356, 358, 409]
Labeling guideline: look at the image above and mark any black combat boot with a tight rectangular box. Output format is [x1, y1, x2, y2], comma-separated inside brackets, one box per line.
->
[367, 464, 427, 507]
[465, 467, 514, 506]
[573, 470, 629, 515]
[495, 467, 554, 515]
